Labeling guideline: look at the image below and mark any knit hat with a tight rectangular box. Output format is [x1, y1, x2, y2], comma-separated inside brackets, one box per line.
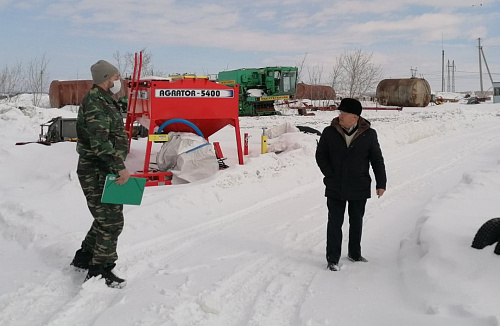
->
[338, 98, 362, 116]
[91, 60, 119, 84]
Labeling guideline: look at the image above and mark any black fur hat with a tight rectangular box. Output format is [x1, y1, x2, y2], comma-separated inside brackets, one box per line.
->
[338, 98, 362, 116]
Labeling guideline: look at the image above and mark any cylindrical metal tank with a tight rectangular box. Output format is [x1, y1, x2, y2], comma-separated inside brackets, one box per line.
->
[376, 78, 431, 107]
[49, 80, 128, 108]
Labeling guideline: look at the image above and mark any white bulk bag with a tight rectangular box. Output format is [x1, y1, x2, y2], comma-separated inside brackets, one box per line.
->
[156, 132, 219, 182]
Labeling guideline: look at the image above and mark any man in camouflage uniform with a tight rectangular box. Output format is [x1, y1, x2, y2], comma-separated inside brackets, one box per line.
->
[70, 60, 130, 288]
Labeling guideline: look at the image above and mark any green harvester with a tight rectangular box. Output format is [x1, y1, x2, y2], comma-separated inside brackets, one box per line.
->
[218, 67, 298, 116]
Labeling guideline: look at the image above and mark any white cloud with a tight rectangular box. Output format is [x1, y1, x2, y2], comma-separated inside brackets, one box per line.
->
[348, 13, 469, 43]
[4, 0, 498, 91]
[34, 0, 497, 76]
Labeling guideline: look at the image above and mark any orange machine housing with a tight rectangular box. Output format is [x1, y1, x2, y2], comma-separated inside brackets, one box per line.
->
[125, 77, 243, 186]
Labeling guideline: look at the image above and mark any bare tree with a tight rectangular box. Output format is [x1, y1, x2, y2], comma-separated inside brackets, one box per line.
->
[26, 54, 50, 107]
[330, 61, 343, 98]
[296, 52, 308, 83]
[306, 63, 325, 104]
[330, 49, 381, 98]
[113, 48, 164, 78]
[0, 62, 24, 101]
[113, 50, 131, 78]
[307, 63, 324, 85]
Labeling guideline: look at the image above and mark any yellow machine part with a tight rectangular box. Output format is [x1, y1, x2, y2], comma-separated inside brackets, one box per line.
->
[261, 134, 268, 154]
[148, 134, 169, 142]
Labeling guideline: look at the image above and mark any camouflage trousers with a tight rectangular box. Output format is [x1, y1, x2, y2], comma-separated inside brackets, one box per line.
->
[77, 159, 124, 267]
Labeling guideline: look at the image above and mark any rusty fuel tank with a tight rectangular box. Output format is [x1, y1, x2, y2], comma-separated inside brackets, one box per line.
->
[49, 80, 127, 108]
[376, 78, 431, 107]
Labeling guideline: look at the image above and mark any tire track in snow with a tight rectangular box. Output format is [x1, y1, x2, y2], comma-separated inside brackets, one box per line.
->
[191, 196, 326, 325]
[193, 254, 318, 326]
[0, 268, 85, 326]
[2, 173, 323, 326]
[43, 279, 127, 326]
[142, 188, 326, 325]
[0, 201, 86, 326]
[42, 181, 326, 325]
[167, 200, 327, 326]
[121, 181, 321, 268]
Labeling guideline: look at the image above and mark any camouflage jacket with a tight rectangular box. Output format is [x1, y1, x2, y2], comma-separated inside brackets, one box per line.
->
[76, 85, 128, 172]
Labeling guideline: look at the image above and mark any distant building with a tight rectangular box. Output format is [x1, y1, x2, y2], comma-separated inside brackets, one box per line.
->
[493, 82, 500, 103]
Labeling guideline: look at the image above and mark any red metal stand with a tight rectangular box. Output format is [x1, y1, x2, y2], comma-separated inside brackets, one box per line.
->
[213, 142, 224, 159]
[125, 52, 143, 149]
[125, 60, 243, 186]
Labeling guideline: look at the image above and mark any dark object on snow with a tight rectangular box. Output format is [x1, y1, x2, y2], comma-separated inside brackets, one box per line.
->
[42, 116, 78, 142]
[16, 116, 78, 146]
[495, 241, 500, 255]
[85, 263, 126, 288]
[70, 248, 93, 270]
[327, 262, 340, 271]
[348, 255, 369, 262]
[466, 97, 480, 104]
[297, 125, 322, 136]
[15, 140, 51, 146]
[471, 218, 500, 250]
[217, 158, 229, 169]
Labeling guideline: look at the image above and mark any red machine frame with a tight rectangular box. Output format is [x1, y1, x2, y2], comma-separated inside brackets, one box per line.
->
[125, 55, 243, 186]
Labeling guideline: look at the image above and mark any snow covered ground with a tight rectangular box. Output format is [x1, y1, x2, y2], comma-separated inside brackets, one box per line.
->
[1, 95, 500, 326]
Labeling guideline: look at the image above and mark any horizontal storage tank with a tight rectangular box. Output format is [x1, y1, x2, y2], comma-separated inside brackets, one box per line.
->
[376, 78, 431, 107]
[49, 80, 127, 108]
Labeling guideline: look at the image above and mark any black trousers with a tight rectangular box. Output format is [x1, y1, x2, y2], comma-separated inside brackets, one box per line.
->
[326, 197, 367, 264]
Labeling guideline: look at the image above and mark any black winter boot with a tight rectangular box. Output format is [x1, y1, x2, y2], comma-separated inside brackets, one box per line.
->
[347, 255, 368, 262]
[85, 264, 126, 288]
[70, 248, 93, 270]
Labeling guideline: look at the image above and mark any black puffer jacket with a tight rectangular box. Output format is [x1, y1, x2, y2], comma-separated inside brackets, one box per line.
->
[315, 117, 386, 200]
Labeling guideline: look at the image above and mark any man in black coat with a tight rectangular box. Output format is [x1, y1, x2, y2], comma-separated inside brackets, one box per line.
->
[315, 98, 386, 271]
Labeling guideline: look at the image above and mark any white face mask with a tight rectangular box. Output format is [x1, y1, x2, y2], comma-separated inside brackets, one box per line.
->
[110, 79, 122, 94]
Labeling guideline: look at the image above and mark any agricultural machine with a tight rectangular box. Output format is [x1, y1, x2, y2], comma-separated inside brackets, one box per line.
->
[217, 67, 298, 116]
[125, 52, 244, 186]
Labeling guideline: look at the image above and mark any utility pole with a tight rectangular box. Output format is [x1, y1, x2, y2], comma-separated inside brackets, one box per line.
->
[480, 46, 494, 86]
[410, 67, 417, 78]
[452, 60, 455, 92]
[441, 50, 445, 92]
[478, 38, 483, 95]
[447, 60, 451, 92]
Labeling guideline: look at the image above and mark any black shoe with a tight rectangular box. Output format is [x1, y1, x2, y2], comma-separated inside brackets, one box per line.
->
[327, 262, 340, 271]
[85, 264, 126, 288]
[348, 255, 368, 262]
[70, 249, 93, 270]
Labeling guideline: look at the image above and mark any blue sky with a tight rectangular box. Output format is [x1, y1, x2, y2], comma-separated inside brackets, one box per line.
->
[1, 0, 499, 92]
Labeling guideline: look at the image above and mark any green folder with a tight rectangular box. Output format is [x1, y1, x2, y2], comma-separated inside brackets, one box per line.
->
[101, 174, 147, 205]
